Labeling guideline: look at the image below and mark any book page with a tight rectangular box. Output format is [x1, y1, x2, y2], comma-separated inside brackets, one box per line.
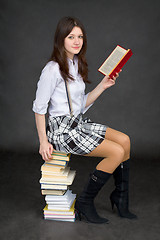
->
[99, 46, 127, 75]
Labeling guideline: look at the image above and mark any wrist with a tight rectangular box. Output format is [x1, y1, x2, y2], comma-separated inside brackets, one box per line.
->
[39, 136, 48, 145]
[98, 82, 106, 92]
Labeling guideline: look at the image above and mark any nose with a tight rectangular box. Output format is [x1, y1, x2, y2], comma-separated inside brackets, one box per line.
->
[74, 37, 80, 45]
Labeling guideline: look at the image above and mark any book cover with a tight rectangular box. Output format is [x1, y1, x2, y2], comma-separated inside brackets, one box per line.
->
[98, 45, 133, 78]
[45, 192, 76, 205]
[44, 217, 75, 222]
[47, 194, 76, 210]
[45, 189, 72, 201]
[45, 159, 68, 166]
[41, 163, 65, 172]
[41, 183, 68, 190]
[43, 200, 75, 215]
[44, 214, 75, 219]
[40, 170, 76, 185]
[50, 151, 71, 161]
[41, 167, 70, 179]
[41, 189, 66, 196]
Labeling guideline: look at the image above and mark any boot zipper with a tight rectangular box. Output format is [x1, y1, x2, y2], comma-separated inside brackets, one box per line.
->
[120, 163, 124, 204]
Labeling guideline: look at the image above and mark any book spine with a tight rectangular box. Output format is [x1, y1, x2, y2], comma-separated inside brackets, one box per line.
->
[109, 49, 133, 78]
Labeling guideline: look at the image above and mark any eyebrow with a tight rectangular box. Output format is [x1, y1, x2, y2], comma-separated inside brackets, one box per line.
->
[69, 33, 83, 36]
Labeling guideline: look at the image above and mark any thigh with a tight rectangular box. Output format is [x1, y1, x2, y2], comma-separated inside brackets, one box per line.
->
[105, 127, 130, 147]
[84, 138, 124, 158]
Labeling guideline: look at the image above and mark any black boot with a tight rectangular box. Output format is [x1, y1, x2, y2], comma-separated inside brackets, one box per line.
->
[75, 169, 111, 224]
[110, 160, 137, 219]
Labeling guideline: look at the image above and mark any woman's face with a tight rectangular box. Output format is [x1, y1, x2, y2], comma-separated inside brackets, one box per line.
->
[64, 26, 83, 59]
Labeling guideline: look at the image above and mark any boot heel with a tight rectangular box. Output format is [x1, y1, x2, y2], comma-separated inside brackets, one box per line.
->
[75, 209, 82, 221]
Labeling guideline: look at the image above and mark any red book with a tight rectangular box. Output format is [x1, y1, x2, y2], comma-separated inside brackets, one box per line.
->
[98, 45, 133, 78]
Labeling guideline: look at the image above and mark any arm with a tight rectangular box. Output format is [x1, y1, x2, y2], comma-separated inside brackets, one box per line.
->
[85, 73, 120, 108]
[35, 113, 54, 161]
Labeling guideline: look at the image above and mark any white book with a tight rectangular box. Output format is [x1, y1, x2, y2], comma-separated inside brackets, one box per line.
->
[44, 217, 75, 222]
[44, 211, 74, 216]
[43, 200, 75, 215]
[48, 195, 76, 210]
[44, 214, 75, 219]
[46, 193, 76, 205]
[41, 183, 68, 190]
[45, 189, 72, 202]
[47, 194, 76, 206]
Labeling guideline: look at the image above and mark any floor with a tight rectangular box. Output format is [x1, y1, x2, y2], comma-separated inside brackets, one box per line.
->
[0, 151, 160, 240]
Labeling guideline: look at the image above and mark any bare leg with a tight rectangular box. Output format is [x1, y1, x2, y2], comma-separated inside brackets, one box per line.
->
[85, 139, 125, 173]
[105, 128, 131, 162]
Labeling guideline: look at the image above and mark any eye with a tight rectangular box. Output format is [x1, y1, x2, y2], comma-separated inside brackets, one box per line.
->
[79, 35, 83, 39]
[68, 36, 74, 39]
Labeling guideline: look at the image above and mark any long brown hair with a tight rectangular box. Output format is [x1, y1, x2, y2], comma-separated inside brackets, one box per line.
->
[49, 16, 90, 83]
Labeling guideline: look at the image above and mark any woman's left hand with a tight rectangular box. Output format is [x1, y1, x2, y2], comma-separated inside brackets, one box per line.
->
[101, 71, 121, 90]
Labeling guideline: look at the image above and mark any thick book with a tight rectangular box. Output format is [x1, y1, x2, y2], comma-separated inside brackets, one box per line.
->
[98, 45, 133, 78]
[47, 194, 76, 210]
[41, 163, 65, 173]
[50, 151, 71, 161]
[45, 189, 72, 201]
[46, 193, 76, 205]
[41, 167, 70, 179]
[45, 159, 68, 166]
[44, 214, 75, 219]
[40, 170, 76, 185]
[40, 183, 68, 190]
[44, 217, 75, 222]
[43, 200, 75, 215]
[41, 189, 66, 195]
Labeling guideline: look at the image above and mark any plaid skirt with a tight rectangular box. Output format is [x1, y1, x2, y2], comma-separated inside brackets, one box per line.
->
[47, 113, 108, 155]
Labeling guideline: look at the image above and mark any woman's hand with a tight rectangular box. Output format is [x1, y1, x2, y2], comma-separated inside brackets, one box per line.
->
[39, 140, 54, 161]
[100, 71, 121, 90]
[84, 70, 122, 110]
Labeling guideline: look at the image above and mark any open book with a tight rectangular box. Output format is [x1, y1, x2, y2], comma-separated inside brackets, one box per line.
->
[98, 45, 133, 78]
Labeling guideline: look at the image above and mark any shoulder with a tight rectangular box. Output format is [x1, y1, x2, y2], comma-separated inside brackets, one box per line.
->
[41, 61, 60, 75]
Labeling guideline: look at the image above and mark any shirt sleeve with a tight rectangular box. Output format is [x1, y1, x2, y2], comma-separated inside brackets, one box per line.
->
[32, 63, 57, 114]
[81, 92, 94, 114]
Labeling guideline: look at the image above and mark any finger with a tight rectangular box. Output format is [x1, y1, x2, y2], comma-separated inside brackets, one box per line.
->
[43, 151, 50, 161]
[116, 72, 119, 77]
[49, 144, 54, 155]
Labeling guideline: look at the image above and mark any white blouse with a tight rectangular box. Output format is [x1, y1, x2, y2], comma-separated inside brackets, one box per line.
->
[32, 57, 93, 117]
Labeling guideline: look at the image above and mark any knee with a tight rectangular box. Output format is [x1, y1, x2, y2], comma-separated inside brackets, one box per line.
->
[114, 144, 125, 164]
[121, 134, 131, 151]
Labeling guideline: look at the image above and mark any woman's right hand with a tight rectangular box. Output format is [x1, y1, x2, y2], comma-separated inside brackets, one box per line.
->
[39, 140, 54, 161]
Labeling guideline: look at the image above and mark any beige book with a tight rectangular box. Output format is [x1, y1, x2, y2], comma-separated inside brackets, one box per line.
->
[40, 170, 76, 185]
[41, 168, 70, 180]
[41, 163, 65, 172]
[41, 167, 70, 176]
[41, 189, 66, 195]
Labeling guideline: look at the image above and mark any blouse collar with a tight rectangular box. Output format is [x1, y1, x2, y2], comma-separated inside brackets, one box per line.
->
[67, 55, 78, 65]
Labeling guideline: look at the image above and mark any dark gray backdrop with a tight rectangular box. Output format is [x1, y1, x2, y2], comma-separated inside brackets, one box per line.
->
[1, 0, 160, 157]
[1, 1, 160, 240]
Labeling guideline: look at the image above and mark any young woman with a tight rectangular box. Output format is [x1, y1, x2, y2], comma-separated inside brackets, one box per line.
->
[33, 16, 137, 224]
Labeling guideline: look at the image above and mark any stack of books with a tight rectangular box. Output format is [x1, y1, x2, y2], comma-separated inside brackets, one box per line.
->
[40, 151, 76, 222]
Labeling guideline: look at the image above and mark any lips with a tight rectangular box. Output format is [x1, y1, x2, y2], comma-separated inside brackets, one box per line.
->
[72, 47, 80, 49]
